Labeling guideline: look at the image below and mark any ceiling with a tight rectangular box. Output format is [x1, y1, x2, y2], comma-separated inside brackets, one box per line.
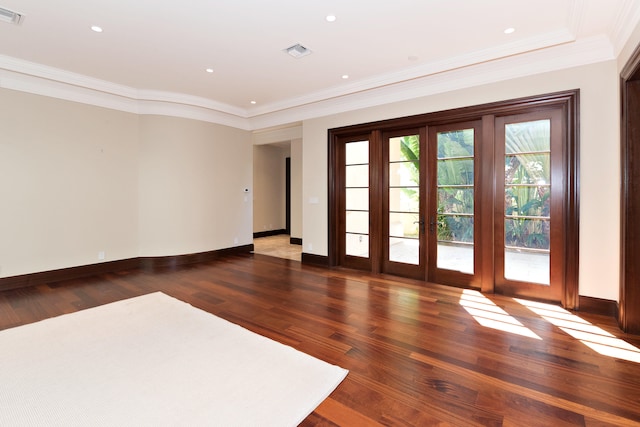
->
[0, 0, 638, 129]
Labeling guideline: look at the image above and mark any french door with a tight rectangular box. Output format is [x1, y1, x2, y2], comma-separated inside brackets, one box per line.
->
[428, 121, 482, 287]
[339, 134, 373, 271]
[336, 122, 481, 284]
[329, 91, 578, 306]
[494, 110, 565, 301]
[381, 129, 426, 279]
[335, 130, 429, 278]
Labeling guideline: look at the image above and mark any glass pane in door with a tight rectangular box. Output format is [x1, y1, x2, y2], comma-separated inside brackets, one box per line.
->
[345, 140, 369, 257]
[436, 129, 474, 274]
[388, 135, 420, 264]
[504, 120, 550, 285]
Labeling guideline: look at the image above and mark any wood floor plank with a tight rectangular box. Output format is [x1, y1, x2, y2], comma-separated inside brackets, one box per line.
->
[1, 253, 639, 425]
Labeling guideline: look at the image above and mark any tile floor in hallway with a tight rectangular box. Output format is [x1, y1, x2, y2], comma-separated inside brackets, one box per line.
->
[253, 234, 302, 261]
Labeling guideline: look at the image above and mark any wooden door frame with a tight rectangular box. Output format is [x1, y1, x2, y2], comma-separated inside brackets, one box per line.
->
[381, 127, 427, 280]
[493, 109, 564, 302]
[427, 120, 483, 288]
[330, 132, 376, 272]
[328, 90, 579, 308]
[620, 45, 640, 334]
[286, 157, 291, 235]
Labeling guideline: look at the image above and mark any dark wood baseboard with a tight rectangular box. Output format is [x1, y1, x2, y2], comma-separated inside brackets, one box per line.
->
[0, 258, 139, 292]
[290, 237, 302, 245]
[139, 245, 254, 270]
[301, 252, 329, 267]
[578, 295, 619, 318]
[253, 229, 287, 239]
[0, 246, 619, 321]
[0, 245, 254, 292]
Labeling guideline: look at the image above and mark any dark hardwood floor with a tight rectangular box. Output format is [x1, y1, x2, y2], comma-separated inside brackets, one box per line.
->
[1, 253, 640, 426]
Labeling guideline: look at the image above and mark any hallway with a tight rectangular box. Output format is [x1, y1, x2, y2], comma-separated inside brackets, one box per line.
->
[253, 234, 301, 261]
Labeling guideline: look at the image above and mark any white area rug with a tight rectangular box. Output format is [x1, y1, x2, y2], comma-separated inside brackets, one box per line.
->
[0, 292, 348, 426]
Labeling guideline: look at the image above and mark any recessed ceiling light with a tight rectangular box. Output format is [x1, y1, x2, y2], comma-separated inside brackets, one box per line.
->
[205, 68, 214, 73]
[342, 74, 349, 80]
[408, 55, 419, 61]
[91, 25, 103, 33]
[250, 101, 257, 105]
[326, 15, 336, 22]
[504, 27, 515, 34]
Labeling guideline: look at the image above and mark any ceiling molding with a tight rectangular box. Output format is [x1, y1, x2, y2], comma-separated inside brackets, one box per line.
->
[0, 34, 618, 132]
[249, 35, 615, 129]
[247, 29, 576, 118]
[0, 54, 247, 119]
[252, 123, 303, 146]
[0, 67, 251, 130]
[0, 68, 140, 114]
[610, 0, 640, 56]
[567, 0, 586, 37]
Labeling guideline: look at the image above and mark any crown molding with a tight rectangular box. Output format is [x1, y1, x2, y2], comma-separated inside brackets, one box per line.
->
[567, 0, 586, 37]
[0, 34, 618, 132]
[249, 35, 615, 129]
[0, 54, 251, 130]
[0, 66, 251, 130]
[252, 123, 303, 145]
[247, 29, 576, 118]
[0, 68, 140, 114]
[610, 0, 640, 56]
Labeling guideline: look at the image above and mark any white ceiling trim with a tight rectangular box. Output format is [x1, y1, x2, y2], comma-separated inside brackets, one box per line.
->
[252, 123, 303, 146]
[0, 66, 251, 130]
[0, 35, 617, 132]
[0, 26, 574, 123]
[0, 68, 140, 114]
[0, 53, 248, 116]
[567, 0, 586, 37]
[610, 0, 640, 56]
[247, 29, 576, 117]
[249, 35, 615, 130]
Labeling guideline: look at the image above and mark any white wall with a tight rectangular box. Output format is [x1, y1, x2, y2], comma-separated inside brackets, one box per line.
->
[138, 115, 253, 256]
[302, 60, 620, 301]
[252, 144, 289, 233]
[0, 88, 139, 277]
[0, 90, 253, 277]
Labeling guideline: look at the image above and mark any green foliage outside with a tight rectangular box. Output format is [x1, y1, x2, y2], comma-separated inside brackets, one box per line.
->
[436, 130, 474, 244]
[397, 120, 551, 249]
[504, 121, 551, 250]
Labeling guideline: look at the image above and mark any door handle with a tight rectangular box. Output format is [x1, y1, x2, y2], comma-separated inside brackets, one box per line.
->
[413, 218, 425, 233]
[429, 217, 436, 233]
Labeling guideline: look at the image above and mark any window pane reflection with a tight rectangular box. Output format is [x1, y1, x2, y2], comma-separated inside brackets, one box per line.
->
[436, 129, 474, 274]
[345, 140, 370, 259]
[504, 120, 551, 285]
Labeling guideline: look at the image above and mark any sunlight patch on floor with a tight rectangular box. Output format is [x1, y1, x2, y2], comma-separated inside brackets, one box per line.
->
[514, 298, 640, 363]
[459, 290, 541, 339]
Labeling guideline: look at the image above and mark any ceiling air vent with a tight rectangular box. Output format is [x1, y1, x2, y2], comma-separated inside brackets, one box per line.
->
[284, 43, 312, 59]
[0, 6, 24, 25]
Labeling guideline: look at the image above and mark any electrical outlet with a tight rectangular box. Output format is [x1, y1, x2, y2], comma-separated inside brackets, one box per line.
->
[234, 237, 239, 245]
[98, 251, 105, 260]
